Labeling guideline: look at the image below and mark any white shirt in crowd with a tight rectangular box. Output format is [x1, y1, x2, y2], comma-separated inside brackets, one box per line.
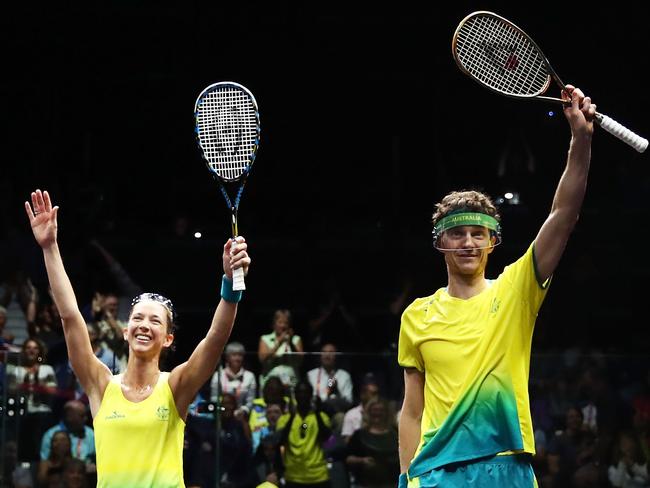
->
[307, 367, 353, 404]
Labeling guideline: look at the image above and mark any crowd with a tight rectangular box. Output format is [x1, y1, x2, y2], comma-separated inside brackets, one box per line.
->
[2, 261, 650, 488]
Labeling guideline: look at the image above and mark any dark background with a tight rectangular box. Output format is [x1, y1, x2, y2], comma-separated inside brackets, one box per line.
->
[2, 1, 649, 364]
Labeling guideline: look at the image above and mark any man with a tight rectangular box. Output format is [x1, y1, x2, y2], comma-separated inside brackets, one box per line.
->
[307, 343, 353, 414]
[40, 400, 95, 463]
[398, 86, 596, 487]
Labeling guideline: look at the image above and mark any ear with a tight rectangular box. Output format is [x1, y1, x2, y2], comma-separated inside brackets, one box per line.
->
[487, 235, 497, 254]
[123, 326, 128, 341]
[163, 333, 175, 349]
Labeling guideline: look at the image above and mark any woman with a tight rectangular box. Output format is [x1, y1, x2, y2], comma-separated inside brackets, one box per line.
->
[211, 341, 257, 416]
[258, 309, 303, 388]
[4, 337, 58, 462]
[37, 430, 73, 487]
[25, 189, 251, 488]
[346, 398, 399, 488]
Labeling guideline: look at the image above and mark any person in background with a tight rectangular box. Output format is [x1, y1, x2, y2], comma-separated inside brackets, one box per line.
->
[212, 341, 257, 417]
[277, 381, 332, 488]
[258, 309, 303, 389]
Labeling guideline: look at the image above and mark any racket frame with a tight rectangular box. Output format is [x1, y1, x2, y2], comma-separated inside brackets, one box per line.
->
[194, 81, 261, 290]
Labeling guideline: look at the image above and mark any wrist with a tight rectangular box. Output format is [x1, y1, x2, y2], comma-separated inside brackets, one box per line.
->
[221, 275, 242, 303]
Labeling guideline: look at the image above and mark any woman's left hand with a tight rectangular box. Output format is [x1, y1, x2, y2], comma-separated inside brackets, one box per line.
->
[222, 236, 251, 280]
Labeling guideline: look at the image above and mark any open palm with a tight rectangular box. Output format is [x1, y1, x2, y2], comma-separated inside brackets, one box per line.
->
[25, 190, 59, 248]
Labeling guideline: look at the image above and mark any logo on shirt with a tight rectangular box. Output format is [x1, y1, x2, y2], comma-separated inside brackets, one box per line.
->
[105, 410, 125, 420]
[156, 406, 170, 421]
[490, 297, 501, 315]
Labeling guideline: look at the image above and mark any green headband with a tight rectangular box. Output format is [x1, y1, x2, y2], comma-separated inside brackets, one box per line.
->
[434, 212, 500, 234]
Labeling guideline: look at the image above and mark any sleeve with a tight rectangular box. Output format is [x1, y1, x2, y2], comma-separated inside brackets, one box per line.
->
[210, 370, 220, 402]
[341, 409, 357, 437]
[500, 242, 551, 315]
[41, 365, 57, 387]
[40, 428, 52, 460]
[397, 301, 424, 371]
[339, 371, 353, 404]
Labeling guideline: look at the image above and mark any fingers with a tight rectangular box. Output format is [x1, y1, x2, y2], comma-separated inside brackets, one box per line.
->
[24, 201, 35, 221]
[44, 191, 53, 212]
[225, 236, 251, 271]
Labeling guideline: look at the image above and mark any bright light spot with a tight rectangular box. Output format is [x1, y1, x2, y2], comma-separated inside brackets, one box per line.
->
[548, 111, 554, 117]
[504, 192, 514, 200]
[194, 232, 202, 239]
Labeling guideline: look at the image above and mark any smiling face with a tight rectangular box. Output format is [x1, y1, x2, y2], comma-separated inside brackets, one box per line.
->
[440, 225, 495, 278]
[125, 301, 174, 358]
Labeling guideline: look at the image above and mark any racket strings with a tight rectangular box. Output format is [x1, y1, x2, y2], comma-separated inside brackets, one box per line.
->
[456, 15, 549, 97]
[196, 87, 259, 181]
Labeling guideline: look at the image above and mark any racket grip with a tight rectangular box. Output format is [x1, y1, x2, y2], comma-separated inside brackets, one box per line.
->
[595, 113, 648, 153]
[232, 266, 246, 291]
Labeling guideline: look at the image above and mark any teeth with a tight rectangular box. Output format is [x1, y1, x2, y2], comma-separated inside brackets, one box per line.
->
[136, 335, 151, 341]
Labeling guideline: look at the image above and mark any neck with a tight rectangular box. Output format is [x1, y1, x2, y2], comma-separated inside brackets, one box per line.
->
[123, 357, 160, 389]
[227, 365, 241, 374]
[322, 365, 335, 374]
[446, 275, 488, 300]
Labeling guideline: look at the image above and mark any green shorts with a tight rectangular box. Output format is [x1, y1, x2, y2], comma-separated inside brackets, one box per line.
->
[399, 454, 538, 488]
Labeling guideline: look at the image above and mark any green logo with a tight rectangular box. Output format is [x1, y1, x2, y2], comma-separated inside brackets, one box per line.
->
[156, 406, 170, 421]
[105, 410, 125, 420]
[490, 297, 500, 314]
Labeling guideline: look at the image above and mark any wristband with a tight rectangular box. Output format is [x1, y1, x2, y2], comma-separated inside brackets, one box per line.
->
[221, 274, 243, 303]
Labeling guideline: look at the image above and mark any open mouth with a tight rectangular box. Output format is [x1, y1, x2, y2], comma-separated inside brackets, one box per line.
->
[135, 334, 152, 342]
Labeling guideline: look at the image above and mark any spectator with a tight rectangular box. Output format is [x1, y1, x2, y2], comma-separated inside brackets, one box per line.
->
[307, 343, 353, 417]
[341, 376, 380, 442]
[346, 398, 399, 488]
[543, 406, 597, 487]
[1, 304, 16, 345]
[5, 338, 58, 462]
[61, 457, 89, 488]
[258, 310, 303, 389]
[85, 291, 127, 367]
[277, 381, 332, 488]
[212, 341, 257, 416]
[86, 323, 121, 373]
[253, 435, 283, 488]
[0, 440, 34, 488]
[250, 377, 290, 448]
[37, 430, 73, 488]
[252, 402, 284, 456]
[608, 430, 650, 488]
[219, 392, 256, 488]
[40, 400, 95, 465]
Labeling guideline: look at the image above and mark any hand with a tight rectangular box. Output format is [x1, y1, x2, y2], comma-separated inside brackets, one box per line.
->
[92, 292, 104, 315]
[562, 85, 596, 139]
[25, 190, 59, 249]
[222, 236, 251, 280]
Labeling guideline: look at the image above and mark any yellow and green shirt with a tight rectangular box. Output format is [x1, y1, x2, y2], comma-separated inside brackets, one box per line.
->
[277, 410, 331, 484]
[398, 243, 548, 478]
[94, 372, 185, 488]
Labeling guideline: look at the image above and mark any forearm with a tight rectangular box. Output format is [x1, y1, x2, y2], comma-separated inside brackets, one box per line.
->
[42, 244, 81, 320]
[399, 412, 421, 473]
[202, 300, 238, 366]
[550, 134, 592, 222]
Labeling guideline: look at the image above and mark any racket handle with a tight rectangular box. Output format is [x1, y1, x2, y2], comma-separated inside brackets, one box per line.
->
[595, 113, 648, 153]
[232, 266, 246, 291]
